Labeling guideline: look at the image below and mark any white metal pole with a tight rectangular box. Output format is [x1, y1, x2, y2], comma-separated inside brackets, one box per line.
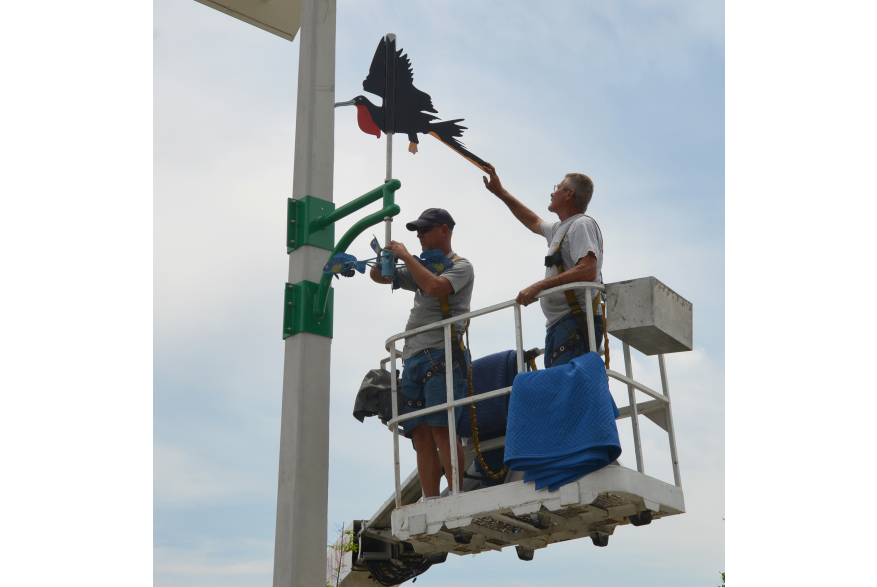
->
[391, 345, 402, 507]
[444, 324, 460, 495]
[384, 132, 393, 246]
[658, 354, 683, 488]
[272, 2, 336, 587]
[385, 132, 393, 181]
[623, 342, 645, 474]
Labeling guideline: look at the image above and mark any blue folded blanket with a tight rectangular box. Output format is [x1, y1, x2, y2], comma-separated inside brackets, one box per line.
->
[455, 349, 517, 489]
[455, 349, 517, 439]
[504, 352, 621, 492]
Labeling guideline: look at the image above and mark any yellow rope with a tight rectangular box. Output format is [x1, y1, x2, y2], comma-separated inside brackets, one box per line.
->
[464, 329, 509, 480]
[602, 300, 609, 370]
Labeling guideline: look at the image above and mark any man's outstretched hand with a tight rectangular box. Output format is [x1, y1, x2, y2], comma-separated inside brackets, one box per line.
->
[482, 162, 504, 196]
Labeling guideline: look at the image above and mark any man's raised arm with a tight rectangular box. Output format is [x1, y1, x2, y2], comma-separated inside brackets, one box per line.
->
[481, 162, 544, 235]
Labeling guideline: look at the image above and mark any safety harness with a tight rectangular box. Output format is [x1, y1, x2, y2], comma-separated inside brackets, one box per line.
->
[543, 217, 610, 368]
[404, 254, 509, 480]
[417, 254, 469, 385]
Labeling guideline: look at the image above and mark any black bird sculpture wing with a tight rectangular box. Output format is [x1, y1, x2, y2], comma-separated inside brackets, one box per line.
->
[390, 47, 439, 119]
[361, 37, 386, 97]
[343, 36, 486, 172]
[363, 38, 438, 121]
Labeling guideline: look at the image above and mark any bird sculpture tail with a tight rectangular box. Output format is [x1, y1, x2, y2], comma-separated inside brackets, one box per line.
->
[426, 119, 487, 172]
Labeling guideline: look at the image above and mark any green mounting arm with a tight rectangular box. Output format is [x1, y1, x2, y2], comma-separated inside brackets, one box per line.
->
[313, 179, 402, 319]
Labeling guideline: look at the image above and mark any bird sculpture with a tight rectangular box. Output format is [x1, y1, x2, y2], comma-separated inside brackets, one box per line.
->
[335, 36, 487, 171]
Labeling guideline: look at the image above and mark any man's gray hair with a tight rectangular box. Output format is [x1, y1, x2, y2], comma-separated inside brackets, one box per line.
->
[564, 173, 594, 212]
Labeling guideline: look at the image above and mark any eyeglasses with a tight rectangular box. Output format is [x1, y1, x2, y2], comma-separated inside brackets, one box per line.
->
[553, 184, 570, 192]
[416, 224, 443, 235]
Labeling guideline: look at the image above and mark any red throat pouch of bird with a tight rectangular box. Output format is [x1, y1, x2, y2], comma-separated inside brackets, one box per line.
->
[356, 105, 382, 139]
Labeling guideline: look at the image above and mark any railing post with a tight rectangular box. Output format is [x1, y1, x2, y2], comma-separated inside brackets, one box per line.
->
[443, 324, 460, 495]
[513, 304, 524, 373]
[391, 345, 402, 507]
[623, 342, 645, 473]
[658, 354, 682, 488]
[584, 287, 597, 354]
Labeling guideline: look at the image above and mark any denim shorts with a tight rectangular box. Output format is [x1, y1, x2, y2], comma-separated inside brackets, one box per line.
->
[544, 312, 604, 369]
[399, 348, 469, 439]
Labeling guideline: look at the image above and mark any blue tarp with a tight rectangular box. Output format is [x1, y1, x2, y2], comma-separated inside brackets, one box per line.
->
[504, 352, 622, 491]
[455, 349, 517, 439]
[456, 349, 517, 488]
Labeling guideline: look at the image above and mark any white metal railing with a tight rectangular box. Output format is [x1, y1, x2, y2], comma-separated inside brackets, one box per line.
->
[607, 351, 682, 487]
[380, 281, 682, 508]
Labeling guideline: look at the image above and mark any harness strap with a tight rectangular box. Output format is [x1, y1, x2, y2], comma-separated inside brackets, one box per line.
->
[547, 225, 602, 340]
[420, 357, 450, 384]
[438, 254, 469, 376]
[548, 329, 582, 366]
[542, 222, 605, 366]
[404, 396, 426, 410]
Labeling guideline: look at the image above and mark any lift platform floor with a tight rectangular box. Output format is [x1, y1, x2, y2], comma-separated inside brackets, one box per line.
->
[389, 464, 684, 555]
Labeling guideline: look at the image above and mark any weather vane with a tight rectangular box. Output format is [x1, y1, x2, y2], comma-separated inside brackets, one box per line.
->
[322, 236, 456, 294]
[335, 34, 487, 173]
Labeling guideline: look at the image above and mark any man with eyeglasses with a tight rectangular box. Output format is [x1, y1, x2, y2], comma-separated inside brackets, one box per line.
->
[370, 208, 474, 499]
[481, 162, 604, 368]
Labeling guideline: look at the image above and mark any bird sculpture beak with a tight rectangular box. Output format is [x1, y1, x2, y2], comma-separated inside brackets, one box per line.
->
[334, 99, 356, 108]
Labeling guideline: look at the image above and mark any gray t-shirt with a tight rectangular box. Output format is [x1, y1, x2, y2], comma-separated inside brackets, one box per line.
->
[540, 214, 604, 328]
[396, 252, 475, 359]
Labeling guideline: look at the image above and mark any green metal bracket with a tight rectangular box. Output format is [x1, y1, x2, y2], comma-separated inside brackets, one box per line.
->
[287, 196, 336, 253]
[312, 179, 402, 319]
[283, 280, 334, 339]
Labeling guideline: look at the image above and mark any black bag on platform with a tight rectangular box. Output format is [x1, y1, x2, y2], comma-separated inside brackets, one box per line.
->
[353, 368, 403, 426]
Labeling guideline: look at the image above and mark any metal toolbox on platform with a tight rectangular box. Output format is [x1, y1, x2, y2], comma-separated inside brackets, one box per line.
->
[605, 277, 693, 355]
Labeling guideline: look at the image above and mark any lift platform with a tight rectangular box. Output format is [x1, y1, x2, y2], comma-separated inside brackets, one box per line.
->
[330, 277, 693, 586]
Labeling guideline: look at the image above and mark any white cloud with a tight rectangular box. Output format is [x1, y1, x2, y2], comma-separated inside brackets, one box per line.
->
[154, 550, 272, 576]
[154, 441, 275, 507]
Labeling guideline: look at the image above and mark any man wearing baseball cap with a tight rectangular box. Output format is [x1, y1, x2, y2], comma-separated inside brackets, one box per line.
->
[369, 208, 475, 499]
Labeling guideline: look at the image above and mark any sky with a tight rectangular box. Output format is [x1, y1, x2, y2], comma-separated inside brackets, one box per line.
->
[153, 1, 724, 586]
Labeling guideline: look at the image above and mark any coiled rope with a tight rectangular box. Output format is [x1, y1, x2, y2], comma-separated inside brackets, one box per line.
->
[464, 328, 509, 480]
